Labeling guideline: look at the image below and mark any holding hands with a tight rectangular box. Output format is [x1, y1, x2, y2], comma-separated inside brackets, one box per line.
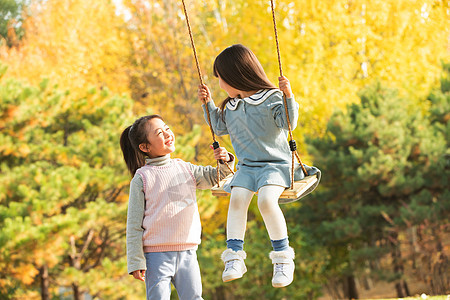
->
[278, 76, 293, 98]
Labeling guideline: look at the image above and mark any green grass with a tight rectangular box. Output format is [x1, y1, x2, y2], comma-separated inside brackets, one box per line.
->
[373, 296, 450, 300]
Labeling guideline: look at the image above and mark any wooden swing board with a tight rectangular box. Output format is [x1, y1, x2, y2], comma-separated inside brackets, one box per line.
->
[211, 175, 318, 200]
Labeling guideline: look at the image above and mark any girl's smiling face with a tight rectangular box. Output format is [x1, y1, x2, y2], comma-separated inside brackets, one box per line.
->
[139, 118, 175, 158]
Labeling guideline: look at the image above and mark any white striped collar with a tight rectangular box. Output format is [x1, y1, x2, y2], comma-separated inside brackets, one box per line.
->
[226, 89, 280, 110]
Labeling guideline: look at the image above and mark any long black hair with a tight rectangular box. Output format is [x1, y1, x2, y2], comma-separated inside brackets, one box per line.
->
[119, 115, 163, 176]
[213, 44, 276, 112]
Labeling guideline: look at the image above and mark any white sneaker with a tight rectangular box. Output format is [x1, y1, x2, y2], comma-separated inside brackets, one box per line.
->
[269, 247, 295, 288]
[221, 249, 247, 282]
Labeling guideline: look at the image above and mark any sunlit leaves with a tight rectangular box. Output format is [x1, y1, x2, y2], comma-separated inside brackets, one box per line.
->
[0, 0, 130, 95]
[0, 76, 138, 298]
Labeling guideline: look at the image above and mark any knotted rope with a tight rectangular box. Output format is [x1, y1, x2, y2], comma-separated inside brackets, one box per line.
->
[270, 0, 308, 188]
[181, 0, 234, 185]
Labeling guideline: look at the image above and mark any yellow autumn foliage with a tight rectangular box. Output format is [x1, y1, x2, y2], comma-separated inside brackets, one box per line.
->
[119, 0, 449, 232]
[0, 0, 130, 95]
[0, 1, 448, 297]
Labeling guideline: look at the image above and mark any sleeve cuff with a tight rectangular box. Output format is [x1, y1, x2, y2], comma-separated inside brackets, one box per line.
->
[224, 153, 235, 164]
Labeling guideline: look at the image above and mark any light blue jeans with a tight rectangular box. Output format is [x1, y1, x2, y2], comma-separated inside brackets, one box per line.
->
[144, 250, 203, 300]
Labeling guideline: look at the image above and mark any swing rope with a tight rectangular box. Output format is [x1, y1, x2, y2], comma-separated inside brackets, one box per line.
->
[180, 0, 234, 184]
[270, 0, 308, 188]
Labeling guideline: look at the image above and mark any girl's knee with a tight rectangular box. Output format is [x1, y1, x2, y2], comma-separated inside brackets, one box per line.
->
[229, 188, 253, 211]
[257, 196, 276, 215]
[229, 197, 247, 211]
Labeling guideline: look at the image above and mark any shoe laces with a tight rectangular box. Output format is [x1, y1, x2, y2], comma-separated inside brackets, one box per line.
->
[225, 259, 237, 271]
[274, 263, 285, 273]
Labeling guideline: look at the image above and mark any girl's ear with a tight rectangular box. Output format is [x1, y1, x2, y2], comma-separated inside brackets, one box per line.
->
[139, 143, 150, 154]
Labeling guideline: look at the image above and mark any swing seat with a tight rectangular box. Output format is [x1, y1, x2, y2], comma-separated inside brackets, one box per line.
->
[211, 174, 319, 204]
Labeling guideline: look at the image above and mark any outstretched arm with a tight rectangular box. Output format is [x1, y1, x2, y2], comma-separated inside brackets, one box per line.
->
[188, 146, 235, 189]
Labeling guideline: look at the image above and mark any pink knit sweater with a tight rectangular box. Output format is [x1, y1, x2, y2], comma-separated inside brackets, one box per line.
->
[136, 159, 201, 252]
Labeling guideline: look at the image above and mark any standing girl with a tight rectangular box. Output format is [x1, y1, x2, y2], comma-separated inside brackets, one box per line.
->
[120, 114, 234, 300]
[197, 44, 319, 288]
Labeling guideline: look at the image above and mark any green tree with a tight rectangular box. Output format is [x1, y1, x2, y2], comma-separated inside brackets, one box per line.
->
[299, 78, 449, 298]
[0, 69, 142, 299]
[399, 62, 449, 295]
[0, 0, 30, 46]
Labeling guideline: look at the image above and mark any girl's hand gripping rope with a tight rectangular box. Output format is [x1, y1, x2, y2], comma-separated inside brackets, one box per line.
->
[198, 84, 212, 104]
[210, 144, 230, 163]
[278, 76, 293, 98]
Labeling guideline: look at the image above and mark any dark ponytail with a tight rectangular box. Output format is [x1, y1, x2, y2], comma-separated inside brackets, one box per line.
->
[120, 115, 163, 177]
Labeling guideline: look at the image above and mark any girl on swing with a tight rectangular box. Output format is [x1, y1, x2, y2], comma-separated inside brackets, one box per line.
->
[198, 44, 319, 288]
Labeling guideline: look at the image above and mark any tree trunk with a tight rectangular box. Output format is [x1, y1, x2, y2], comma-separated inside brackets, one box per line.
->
[68, 231, 94, 300]
[431, 225, 448, 294]
[212, 286, 225, 300]
[346, 275, 359, 299]
[403, 280, 410, 296]
[361, 275, 372, 290]
[39, 265, 50, 300]
[72, 283, 83, 300]
[391, 233, 410, 298]
[325, 278, 344, 299]
[395, 282, 404, 298]
[408, 226, 418, 270]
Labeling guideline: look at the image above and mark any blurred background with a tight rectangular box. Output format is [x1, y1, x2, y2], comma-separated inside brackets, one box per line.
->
[0, 0, 448, 299]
